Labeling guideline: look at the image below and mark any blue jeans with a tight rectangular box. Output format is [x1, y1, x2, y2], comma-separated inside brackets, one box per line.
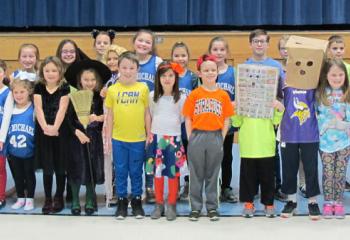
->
[112, 139, 145, 198]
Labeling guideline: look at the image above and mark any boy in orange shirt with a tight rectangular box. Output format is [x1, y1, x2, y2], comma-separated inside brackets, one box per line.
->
[183, 54, 234, 221]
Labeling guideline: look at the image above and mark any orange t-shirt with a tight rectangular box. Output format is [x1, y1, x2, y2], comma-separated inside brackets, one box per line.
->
[182, 86, 234, 131]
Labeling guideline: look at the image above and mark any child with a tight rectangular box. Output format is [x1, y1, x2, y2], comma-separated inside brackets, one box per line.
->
[232, 93, 284, 218]
[33, 56, 70, 214]
[147, 61, 187, 221]
[0, 44, 39, 149]
[171, 41, 198, 200]
[65, 59, 111, 215]
[316, 59, 350, 219]
[208, 36, 238, 203]
[133, 29, 162, 203]
[0, 60, 10, 209]
[6, 79, 35, 211]
[92, 29, 115, 62]
[105, 51, 150, 220]
[183, 54, 234, 221]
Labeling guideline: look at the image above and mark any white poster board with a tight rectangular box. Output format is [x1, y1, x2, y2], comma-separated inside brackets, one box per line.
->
[236, 64, 279, 119]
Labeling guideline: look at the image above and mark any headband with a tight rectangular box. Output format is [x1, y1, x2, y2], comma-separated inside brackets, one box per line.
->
[196, 54, 217, 71]
[158, 62, 184, 75]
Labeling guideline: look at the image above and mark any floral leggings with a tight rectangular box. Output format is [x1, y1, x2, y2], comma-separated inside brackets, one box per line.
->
[320, 146, 350, 202]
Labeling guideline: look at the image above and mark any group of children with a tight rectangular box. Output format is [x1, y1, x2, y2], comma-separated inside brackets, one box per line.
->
[0, 28, 348, 222]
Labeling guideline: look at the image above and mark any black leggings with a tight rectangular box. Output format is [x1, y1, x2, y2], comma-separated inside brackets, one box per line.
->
[8, 155, 36, 198]
[43, 173, 65, 199]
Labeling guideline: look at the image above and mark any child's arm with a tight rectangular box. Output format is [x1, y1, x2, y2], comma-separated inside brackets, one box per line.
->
[75, 129, 90, 144]
[185, 117, 192, 140]
[51, 95, 69, 134]
[33, 94, 49, 134]
[105, 107, 113, 154]
[222, 117, 230, 138]
[145, 107, 152, 144]
[0, 94, 14, 150]
[89, 114, 104, 123]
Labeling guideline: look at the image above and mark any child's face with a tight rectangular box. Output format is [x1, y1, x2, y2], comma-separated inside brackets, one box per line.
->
[279, 40, 288, 60]
[327, 65, 345, 90]
[107, 51, 119, 72]
[209, 41, 227, 65]
[198, 60, 218, 86]
[160, 69, 175, 89]
[13, 85, 30, 107]
[133, 32, 153, 56]
[19, 47, 37, 71]
[80, 70, 97, 91]
[328, 42, 345, 60]
[43, 62, 60, 86]
[250, 35, 269, 58]
[95, 34, 111, 56]
[172, 47, 189, 69]
[61, 42, 76, 64]
[118, 58, 138, 84]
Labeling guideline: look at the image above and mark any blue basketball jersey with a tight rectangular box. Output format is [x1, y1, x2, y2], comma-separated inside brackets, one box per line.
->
[7, 104, 35, 158]
[216, 65, 235, 101]
[179, 70, 197, 97]
[138, 55, 158, 91]
[0, 86, 10, 127]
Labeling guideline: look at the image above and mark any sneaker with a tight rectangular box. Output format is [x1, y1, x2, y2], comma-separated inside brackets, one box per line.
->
[189, 210, 200, 221]
[23, 198, 34, 211]
[299, 185, 307, 198]
[0, 199, 6, 209]
[115, 197, 128, 220]
[265, 205, 275, 218]
[151, 203, 164, 219]
[207, 209, 220, 221]
[131, 196, 145, 219]
[166, 204, 177, 221]
[274, 189, 287, 202]
[281, 201, 297, 218]
[334, 203, 345, 219]
[322, 203, 333, 219]
[180, 182, 189, 200]
[11, 198, 26, 210]
[221, 188, 238, 203]
[308, 202, 321, 221]
[145, 188, 156, 204]
[242, 202, 255, 218]
[345, 181, 350, 191]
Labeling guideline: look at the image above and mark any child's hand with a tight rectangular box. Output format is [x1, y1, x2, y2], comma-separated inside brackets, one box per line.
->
[145, 133, 153, 146]
[272, 100, 285, 112]
[0, 142, 3, 151]
[75, 129, 90, 144]
[44, 125, 59, 136]
[100, 87, 107, 98]
[89, 114, 98, 123]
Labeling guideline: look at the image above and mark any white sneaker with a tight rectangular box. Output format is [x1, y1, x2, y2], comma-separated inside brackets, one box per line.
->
[24, 198, 34, 211]
[11, 198, 26, 210]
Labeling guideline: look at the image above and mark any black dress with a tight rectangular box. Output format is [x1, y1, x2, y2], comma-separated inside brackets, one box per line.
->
[66, 91, 104, 186]
[34, 82, 70, 175]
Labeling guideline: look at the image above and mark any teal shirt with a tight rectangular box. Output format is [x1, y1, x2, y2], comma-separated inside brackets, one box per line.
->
[232, 110, 284, 158]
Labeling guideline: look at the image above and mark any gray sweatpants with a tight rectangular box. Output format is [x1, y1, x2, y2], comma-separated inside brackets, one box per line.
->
[187, 130, 223, 212]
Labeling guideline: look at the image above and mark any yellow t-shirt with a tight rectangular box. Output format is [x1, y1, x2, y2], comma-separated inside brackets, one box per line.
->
[105, 82, 149, 142]
[343, 60, 350, 81]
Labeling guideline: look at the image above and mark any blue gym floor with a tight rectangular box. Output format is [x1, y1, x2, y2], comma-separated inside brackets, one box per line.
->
[1, 144, 350, 217]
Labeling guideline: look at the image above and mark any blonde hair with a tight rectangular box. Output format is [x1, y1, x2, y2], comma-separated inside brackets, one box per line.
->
[278, 35, 290, 50]
[38, 56, 66, 87]
[11, 78, 35, 102]
[18, 43, 40, 71]
[101, 44, 127, 65]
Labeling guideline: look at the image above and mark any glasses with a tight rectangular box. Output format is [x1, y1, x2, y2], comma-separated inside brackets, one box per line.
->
[62, 50, 76, 54]
[252, 39, 268, 45]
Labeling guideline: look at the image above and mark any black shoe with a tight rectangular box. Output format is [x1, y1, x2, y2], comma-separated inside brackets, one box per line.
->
[345, 181, 350, 191]
[207, 209, 220, 221]
[0, 199, 6, 209]
[42, 198, 53, 215]
[131, 196, 145, 219]
[85, 204, 95, 216]
[115, 197, 128, 220]
[52, 196, 64, 213]
[308, 202, 321, 221]
[274, 189, 287, 202]
[71, 206, 81, 216]
[189, 210, 200, 221]
[220, 188, 238, 203]
[280, 201, 297, 218]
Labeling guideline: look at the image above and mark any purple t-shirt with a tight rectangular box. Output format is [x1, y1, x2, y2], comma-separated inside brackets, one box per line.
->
[280, 87, 319, 143]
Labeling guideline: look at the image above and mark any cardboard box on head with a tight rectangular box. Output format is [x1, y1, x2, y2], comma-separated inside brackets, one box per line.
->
[285, 36, 328, 90]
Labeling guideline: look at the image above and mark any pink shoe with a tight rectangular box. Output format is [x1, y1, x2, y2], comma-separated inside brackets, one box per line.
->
[322, 203, 333, 219]
[334, 203, 345, 219]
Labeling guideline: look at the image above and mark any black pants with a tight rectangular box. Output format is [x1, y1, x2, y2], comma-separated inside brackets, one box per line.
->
[8, 155, 36, 198]
[281, 142, 320, 198]
[240, 157, 275, 205]
[221, 133, 234, 190]
[274, 140, 282, 191]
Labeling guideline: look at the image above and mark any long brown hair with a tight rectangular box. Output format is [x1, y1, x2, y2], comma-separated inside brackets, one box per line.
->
[38, 56, 66, 87]
[153, 61, 180, 103]
[317, 59, 350, 106]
